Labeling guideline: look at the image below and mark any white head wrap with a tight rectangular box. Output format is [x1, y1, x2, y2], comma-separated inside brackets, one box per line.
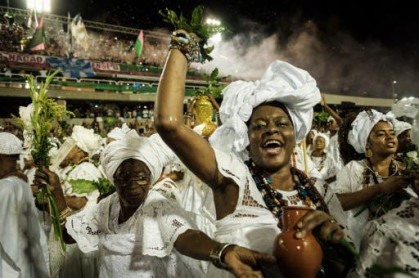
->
[0, 132, 22, 155]
[107, 123, 131, 141]
[71, 125, 103, 157]
[101, 130, 175, 185]
[348, 109, 396, 154]
[393, 119, 412, 137]
[313, 132, 330, 149]
[209, 60, 321, 160]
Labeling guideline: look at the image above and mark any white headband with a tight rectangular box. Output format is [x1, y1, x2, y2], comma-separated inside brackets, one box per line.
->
[209, 60, 321, 160]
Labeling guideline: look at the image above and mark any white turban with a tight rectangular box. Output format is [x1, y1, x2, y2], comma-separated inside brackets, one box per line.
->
[0, 132, 22, 155]
[209, 60, 321, 160]
[313, 132, 330, 149]
[101, 130, 175, 185]
[348, 109, 395, 154]
[393, 119, 412, 137]
[107, 123, 131, 141]
[71, 125, 103, 157]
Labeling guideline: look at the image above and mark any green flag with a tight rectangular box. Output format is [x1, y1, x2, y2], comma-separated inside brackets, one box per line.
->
[134, 30, 144, 58]
[27, 15, 46, 52]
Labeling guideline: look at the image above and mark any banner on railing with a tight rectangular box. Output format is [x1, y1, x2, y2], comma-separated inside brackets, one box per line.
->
[92, 62, 121, 72]
[0, 51, 48, 67]
[0, 51, 202, 80]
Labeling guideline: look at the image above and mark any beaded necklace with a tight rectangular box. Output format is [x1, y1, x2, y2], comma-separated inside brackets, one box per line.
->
[245, 160, 328, 227]
[362, 158, 410, 219]
[362, 158, 398, 187]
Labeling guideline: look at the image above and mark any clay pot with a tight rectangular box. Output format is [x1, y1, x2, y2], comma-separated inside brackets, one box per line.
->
[274, 206, 323, 278]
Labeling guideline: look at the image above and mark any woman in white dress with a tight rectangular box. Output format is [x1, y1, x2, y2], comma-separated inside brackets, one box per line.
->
[310, 132, 337, 182]
[35, 129, 272, 277]
[155, 29, 346, 277]
[335, 109, 419, 276]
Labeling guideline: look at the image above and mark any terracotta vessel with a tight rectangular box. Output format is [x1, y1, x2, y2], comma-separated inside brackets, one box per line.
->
[274, 206, 323, 278]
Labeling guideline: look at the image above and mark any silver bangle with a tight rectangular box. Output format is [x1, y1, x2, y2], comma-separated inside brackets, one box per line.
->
[209, 243, 236, 269]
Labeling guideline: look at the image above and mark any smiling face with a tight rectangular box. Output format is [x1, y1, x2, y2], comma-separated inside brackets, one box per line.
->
[113, 158, 151, 208]
[367, 121, 398, 157]
[247, 103, 295, 172]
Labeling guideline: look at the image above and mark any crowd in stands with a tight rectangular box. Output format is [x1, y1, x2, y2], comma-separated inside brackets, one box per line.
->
[0, 10, 165, 66]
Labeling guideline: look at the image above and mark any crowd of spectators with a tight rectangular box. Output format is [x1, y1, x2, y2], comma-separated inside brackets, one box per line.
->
[0, 11, 166, 66]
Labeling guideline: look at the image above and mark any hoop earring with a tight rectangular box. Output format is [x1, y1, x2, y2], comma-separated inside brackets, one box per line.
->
[365, 148, 373, 158]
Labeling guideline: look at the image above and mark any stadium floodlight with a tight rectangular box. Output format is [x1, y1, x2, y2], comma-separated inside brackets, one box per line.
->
[206, 17, 222, 44]
[27, 0, 51, 13]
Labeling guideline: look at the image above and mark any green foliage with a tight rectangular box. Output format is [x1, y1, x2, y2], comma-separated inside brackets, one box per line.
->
[193, 68, 228, 98]
[160, 5, 227, 62]
[22, 70, 72, 251]
[92, 178, 116, 198]
[313, 111, 330, 132]
[27, 70, 72, 168]
[69, 179, 97, 194]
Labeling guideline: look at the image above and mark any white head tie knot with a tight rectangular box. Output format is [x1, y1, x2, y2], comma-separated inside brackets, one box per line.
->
[348, 109, 395, 154]
[209, 60, 321, 160]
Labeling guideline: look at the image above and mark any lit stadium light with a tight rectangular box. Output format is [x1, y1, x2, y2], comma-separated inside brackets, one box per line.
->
[27, 0, 51, 13]
[206, 18, 221, 26]
[206, 17, 222, 44]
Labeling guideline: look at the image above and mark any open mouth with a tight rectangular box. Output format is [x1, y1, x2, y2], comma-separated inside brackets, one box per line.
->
[386, 142, 397, 148]
[262, 139, 283, 155]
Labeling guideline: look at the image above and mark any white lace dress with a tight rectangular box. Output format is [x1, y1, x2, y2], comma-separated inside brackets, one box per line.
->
[66, 178, 204, 278]
[334, 159, 417, 250]
[335, 160, 419, 277]
[348, 198, 419, 277]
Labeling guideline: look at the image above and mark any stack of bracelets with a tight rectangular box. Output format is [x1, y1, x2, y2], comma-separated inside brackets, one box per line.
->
[169, 30, 203, 64]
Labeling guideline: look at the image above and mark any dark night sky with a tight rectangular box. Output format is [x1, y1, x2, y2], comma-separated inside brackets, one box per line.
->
[2, 0, 419, 98]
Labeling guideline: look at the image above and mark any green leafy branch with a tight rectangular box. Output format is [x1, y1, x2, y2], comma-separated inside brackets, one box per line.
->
[160, 5, 227, 62]
[25, 70, 72, 251]
[193, 68, 228, 98]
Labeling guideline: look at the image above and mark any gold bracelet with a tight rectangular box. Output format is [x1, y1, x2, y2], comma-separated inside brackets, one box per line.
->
[59, 207, 73, 223]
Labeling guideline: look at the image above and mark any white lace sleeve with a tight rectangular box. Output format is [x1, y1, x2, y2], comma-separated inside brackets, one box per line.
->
[213, 147, 248, 188]
[65, 194, 112, 253]
[141, 178, 197, 257]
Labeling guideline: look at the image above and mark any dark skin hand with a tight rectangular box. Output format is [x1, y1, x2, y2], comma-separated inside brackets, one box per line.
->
[33, 166, 76, 243]
[224, 246, 276, 278]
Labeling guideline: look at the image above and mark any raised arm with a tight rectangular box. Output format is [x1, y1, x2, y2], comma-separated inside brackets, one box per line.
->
[154, 48, 221, 187]
[321, 95, 343, 125]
